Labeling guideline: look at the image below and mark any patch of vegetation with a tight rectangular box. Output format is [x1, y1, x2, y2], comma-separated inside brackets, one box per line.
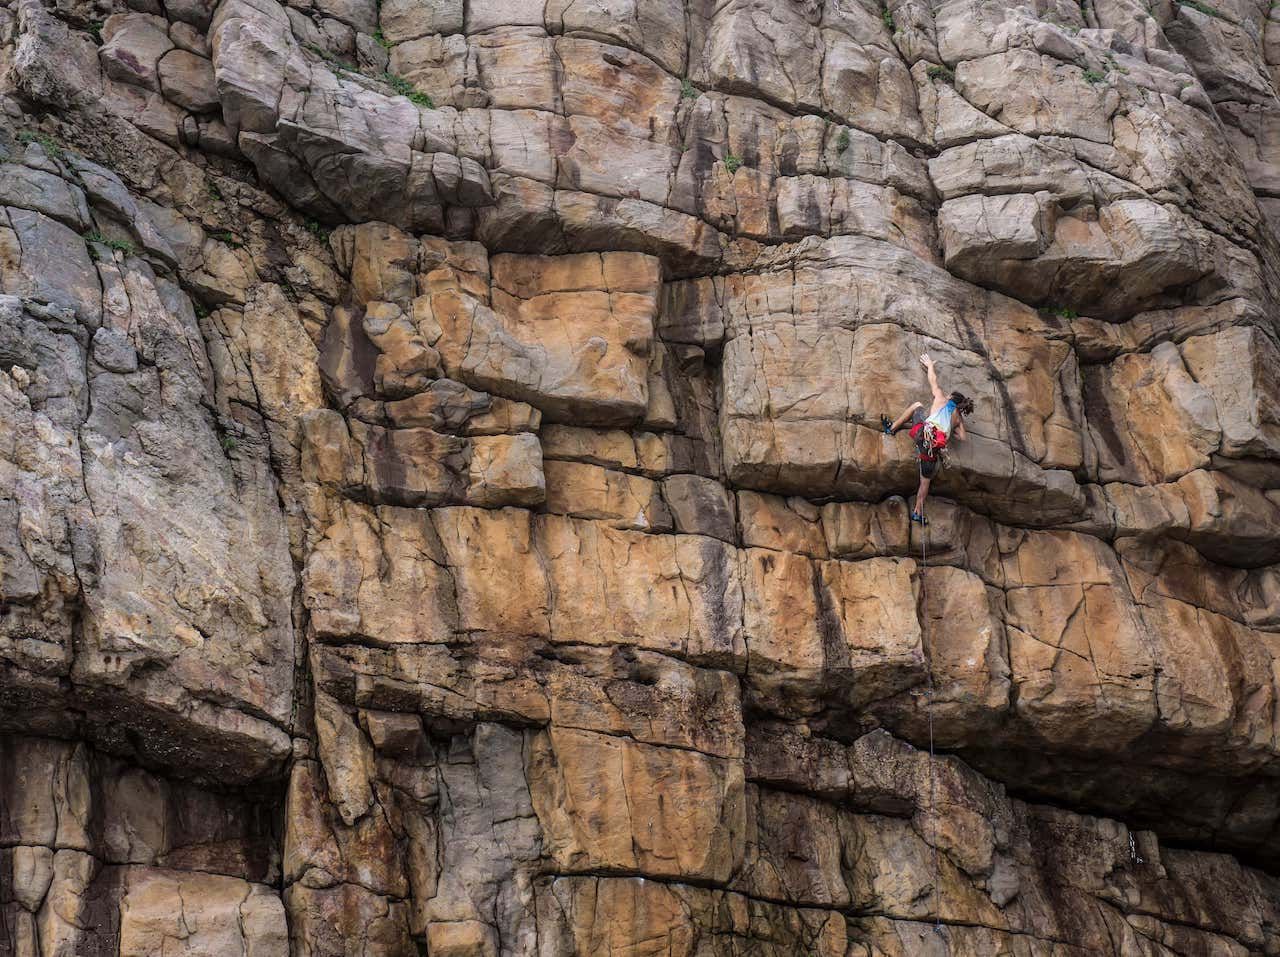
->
[219, 433, 239, 453]
[680, 77, 698, 100]
[1039, 304, 1079, 319]
[207, 180, 223, 201]
[723, 152, 742, 174]
[88, 19, 103, 43]
[926, 64, 955, 84]
[305, 219, 331, 242]
[836, 128, 851, 153]
[373, 29, 392, 49]
[17, 130, 62, 159]
[1082, 68, 1105, 84]
[305, 42, 356, 75]
[1103, 53, 1129, 75]
[83, 230, 136, 258]
[210, 230, 244, 248]
[379, 72, 434, 106]
[1175, 0, 1226, 17]
[882, 8, 895, 30]
[193, 302, 210, 319]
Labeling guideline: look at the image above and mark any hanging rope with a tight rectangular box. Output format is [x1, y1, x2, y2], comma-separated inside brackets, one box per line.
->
[919, 510, 943, 932]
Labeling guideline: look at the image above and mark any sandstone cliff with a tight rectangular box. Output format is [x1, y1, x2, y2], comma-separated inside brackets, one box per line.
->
[3, 0, 1280, 952]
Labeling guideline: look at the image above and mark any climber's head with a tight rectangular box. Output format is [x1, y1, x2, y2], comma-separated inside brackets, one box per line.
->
[951, 392, 974, 416]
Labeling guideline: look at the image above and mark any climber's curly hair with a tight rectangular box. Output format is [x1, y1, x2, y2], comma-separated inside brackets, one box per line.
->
[951, 392, 975, 416]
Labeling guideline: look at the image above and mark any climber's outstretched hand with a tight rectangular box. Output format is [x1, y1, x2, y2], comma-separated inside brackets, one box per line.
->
[920, 352, 944, 400]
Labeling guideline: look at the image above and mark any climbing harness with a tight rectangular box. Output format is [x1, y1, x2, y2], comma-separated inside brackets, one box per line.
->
[919, 512, 944, 932]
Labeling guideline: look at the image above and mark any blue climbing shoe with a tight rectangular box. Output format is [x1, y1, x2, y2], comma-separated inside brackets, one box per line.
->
[880, 414, 895, 435]
[910, 511, 929, 525]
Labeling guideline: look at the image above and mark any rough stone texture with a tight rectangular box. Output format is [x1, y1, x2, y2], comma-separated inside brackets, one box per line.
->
[5, 0, 1280, 951]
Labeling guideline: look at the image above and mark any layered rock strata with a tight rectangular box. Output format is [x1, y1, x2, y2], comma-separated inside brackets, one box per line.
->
[3, 0, 1280, 952]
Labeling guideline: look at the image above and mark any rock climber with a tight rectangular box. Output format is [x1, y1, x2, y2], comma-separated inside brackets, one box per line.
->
[880, 353, 974, 525]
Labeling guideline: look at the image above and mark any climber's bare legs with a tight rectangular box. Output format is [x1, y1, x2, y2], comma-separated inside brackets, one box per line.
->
[888, 401, 923, 434]
[914, 474, 932, 517]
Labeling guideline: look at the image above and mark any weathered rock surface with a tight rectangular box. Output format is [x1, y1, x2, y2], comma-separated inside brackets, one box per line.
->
[4, 0, 1280, 951]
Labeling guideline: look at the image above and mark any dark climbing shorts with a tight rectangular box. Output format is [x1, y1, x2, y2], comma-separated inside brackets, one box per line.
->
[910, 408, 940, 479]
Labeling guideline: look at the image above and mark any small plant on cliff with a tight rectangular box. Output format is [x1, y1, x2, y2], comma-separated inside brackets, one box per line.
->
[927, 64, 955, 84]
[680, 77, 698, 100]
[723, 152, 742, 174]
[836, 128, 851, 153]
[305, 42, 356, 75]
[379, 72, 434, 107]
[17, 130, 63, 159]
[882, 8, 895, 30]
[305, 219, 331, 242]
[210, 230, 244, 248]
[373, 29, 392, 49]
[1039, 304, 1079, 319]
[83, 231, 136, 259]
[220, 433, 239, 453]
[87, 19, 104, 43]
[1176, 0, 1226, 17]
[1081, 68, 1105, 84]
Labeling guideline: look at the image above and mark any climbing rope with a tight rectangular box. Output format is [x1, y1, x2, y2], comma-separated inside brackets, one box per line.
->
[919, 510, 943, 932]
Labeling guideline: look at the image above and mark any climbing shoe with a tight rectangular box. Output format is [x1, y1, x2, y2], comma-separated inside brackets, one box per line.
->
[910, 511, 929, 525]
[880, 414, 895, 435]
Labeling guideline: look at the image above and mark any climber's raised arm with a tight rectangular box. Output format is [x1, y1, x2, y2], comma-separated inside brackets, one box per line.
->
[920, 352, 947, 406]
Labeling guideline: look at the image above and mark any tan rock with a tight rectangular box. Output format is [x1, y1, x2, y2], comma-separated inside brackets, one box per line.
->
[743, 550, 923, 719]
[1180, 325, 1280, 459]
[431, 506, 551, 640]
[542, 459, 670, 531]
[118, 870, 287, 957]
[1000, 529, 1157, 747]
[286, 881, 414, 956]
[662, 473, 735, 541]
[302, 501, 458, 645]
[529, 726, 746, 881]
[15, 0, 1280, 947]
[1085, 340, 1220, 484]
[99, 14, 174, 93]
[542, 514, 745, 667]
[466, 432, 544, 507]
[739, 491, 828, 558]
[157, 49, 219, 112]
[425, 920, 497, 957]
[313, 693, 376, 826]
[820, 498, 911, 560]
[378, 0, 462, 43]
[430, 252, 660, 425]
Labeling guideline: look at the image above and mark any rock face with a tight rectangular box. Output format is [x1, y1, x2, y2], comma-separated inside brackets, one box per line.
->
[3, 0, 1280, 951]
